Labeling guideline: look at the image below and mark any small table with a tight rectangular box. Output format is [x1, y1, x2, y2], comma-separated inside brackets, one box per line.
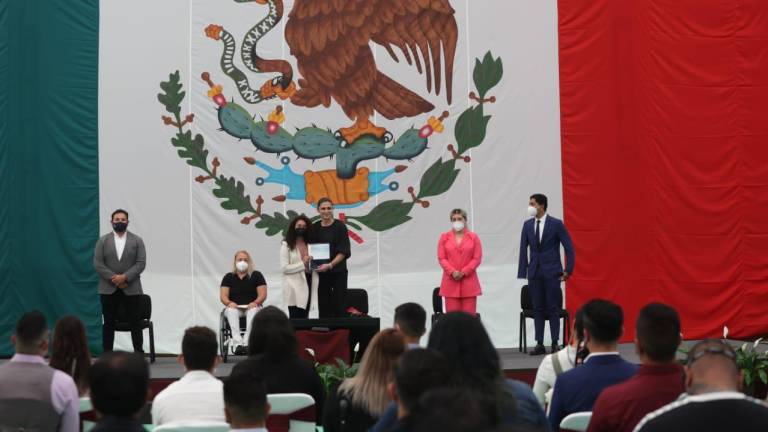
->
[291, 317, 380, 363]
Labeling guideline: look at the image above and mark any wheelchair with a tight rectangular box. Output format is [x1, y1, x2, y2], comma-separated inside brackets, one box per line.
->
[219, 307, 248, 363]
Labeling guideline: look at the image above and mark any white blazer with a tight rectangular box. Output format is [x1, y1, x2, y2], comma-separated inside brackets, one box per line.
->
[280, 241, 319, 315]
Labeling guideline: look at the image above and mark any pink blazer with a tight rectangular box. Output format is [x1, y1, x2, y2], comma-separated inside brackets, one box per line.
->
[437, 230, 483, 298]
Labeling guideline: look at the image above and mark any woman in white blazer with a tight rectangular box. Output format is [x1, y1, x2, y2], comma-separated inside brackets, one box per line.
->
[281, 215, 319, 318]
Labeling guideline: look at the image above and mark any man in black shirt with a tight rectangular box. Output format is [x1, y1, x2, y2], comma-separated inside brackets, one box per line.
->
[635, 339, 768, 432]
[310, 197, 352, 318]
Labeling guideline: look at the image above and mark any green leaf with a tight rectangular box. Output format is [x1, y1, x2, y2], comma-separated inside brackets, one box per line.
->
[213, 176, 256, 214]
[158, 70, 185, 117]
[759, 369, 767, 385]
[417, 158, 460, 199]
[351, 200, 414, 231]
[255, 212, 291, 237]
[171, 130, 209, 172]
[455, 105, 491, 155]
[473, 51, 503, 99]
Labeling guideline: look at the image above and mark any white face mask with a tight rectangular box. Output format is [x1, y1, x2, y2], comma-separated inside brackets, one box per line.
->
[527, 206, 538, 217]
[452, 221, 465, 231]
[235, 260, 249, 272]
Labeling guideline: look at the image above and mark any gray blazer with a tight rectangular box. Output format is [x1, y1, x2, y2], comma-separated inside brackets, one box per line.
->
[93, 231, 146, 295]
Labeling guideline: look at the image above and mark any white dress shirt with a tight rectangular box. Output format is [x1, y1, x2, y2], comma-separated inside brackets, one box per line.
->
[532, 345, 576, 407]
[113, 231, 127, 261]
[10, 354, 79, 432]
[535, 213, 547, 242]
[151, 370, 225, 425]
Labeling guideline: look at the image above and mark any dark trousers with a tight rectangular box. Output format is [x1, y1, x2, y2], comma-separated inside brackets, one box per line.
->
[530, 272, 562, 345]
[100, 290, 143, 352]
[318, 270, 348, 318]
[289, 273, 313, 319]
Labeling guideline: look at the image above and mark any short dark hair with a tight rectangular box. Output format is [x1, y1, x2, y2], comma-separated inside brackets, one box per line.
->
[317, 197, 333, 208]
[406, 387, 497, 432]
[224, 368, 268, 424]
[582, 299, 623, 344]
[182, 326, 218, 370]
[529, 194, 548, 211]
[395, 349, 450, 411]
[394, 303, 427, 338]
[111, 209, 129, 220]
[247, 306, 297, 359]
[89, 351, 149, 418]
[14, 310, 48, 349]
[285, 214, 313, 250]
[636, 303, 681, 362]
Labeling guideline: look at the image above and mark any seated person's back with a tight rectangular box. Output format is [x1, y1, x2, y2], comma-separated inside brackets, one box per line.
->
[549, 299, 638, 430]
[0, 311, 79, 432]
[152, 326, 225, 425]
[232, 306, 326, 421]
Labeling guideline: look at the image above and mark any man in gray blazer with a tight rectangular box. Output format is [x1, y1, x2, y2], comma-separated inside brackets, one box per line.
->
[93, 209, 147, 352]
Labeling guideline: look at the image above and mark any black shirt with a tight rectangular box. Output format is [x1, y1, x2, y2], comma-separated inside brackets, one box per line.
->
[232, 354, 326, 422]
[310, 219, 351, 272]
[323, 385, 378, 432]
[637, 394, 768, 432]
[220, 271, 266, 305]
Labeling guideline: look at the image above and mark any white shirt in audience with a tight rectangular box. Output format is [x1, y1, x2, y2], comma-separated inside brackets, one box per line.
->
[532, 344, 577, 409]
[151, 370, 225, 425]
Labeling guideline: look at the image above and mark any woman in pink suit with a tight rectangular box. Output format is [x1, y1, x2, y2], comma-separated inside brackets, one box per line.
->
[437, 208, 483, 314]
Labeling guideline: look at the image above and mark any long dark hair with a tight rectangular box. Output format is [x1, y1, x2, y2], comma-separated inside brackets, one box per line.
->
[247, 306, 298, 359]
[285, 215, 313, 250]
[49, 315, 91, 395]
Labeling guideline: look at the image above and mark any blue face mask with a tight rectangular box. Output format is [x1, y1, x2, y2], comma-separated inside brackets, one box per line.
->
[112, 222, 128, 233]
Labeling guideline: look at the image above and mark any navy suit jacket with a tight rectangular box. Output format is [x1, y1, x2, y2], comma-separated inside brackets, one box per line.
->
[518, 215, 575, 280]
[548, 354, 639, 430]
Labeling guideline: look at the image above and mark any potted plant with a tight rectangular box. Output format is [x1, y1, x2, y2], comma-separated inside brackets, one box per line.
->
[735, 338, 768, 398]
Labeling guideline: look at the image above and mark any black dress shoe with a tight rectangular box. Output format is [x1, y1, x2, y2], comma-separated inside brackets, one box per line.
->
[529, 344, 547, 356]
[234, 345, 247, 356]
[550, 344, 561, 354]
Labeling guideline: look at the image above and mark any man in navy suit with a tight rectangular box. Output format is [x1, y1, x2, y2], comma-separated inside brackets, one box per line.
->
[548, 299, 638, 431]
[518, 193, 575, 355]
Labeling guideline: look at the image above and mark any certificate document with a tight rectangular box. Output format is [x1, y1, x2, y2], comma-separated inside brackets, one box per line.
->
[309, 243, 331, 260]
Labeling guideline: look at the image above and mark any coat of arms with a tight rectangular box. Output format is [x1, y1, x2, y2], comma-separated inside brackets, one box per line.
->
[158, 0, 503, 241]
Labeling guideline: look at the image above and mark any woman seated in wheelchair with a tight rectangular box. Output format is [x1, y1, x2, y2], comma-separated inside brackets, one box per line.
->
[220, 250, 267, 354]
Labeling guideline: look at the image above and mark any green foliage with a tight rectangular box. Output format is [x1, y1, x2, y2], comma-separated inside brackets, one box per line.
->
[171, 130, 209, 172]
[316, 358, 359, 396]
[417, 158, 460, 199]
[255, 211, 292, 236]
[736, 339, 768, 388]
[455, 105, 491, 155]
[158, 70, 185, 117]
[213, 176, 256, 214]
[473, 51, 503, 100]
[350, 200, 413, 232]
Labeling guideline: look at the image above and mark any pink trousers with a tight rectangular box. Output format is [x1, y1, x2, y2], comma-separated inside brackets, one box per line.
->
[444, 297, 477, 315]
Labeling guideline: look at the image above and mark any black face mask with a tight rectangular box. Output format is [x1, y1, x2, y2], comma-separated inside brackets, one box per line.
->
[112, 222, 128, 233]
[295, 228, 307, 237]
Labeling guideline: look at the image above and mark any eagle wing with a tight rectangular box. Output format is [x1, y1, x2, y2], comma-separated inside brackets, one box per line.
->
[285, 0, 457, 120]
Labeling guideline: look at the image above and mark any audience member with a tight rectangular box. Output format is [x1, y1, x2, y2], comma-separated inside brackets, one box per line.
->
[224, 367, 270, 432]
[394, 303, 427, 349]
[152, 326, 225, 425]
[405, 387, 498, 432]
[385, 348, 451, 431]
[634, 339, 768, 432]
[232, 306, 325, 422]
[89, 351, 149, 432]
[548, 299, 638, 430]
[588, 303, 684, 432]
[533, 309, 584, 408]
[49, 314, 92, 396]
[0, 311, 79, 432]
[323, 328, 405, 432]
[429, 312, 549, 430]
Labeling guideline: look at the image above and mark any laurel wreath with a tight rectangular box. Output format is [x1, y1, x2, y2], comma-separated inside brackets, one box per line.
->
[158, 52, 502, 238]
